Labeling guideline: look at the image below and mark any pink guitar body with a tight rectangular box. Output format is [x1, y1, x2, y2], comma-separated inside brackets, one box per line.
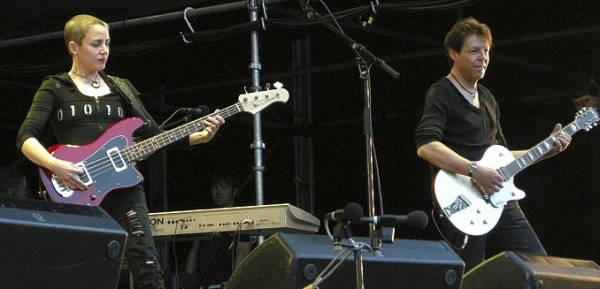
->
[38, 87, 290, 206]
[39, 118, 145, 206]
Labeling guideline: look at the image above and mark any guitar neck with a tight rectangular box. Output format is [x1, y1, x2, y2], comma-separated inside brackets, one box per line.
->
[123, 103, 243, 161]
[499, 120, 580, 179]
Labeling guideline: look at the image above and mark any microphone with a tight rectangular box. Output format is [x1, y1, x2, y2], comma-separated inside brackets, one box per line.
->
[160, 105, 211, 129]
[356, 210, 429, 229]
[183, 105, 210, 118]
[326, 202, 363, 246]
[325, 202, 363, 224]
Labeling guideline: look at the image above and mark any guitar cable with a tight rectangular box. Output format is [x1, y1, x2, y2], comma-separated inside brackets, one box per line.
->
[231, 218, 254, 273]
[430, 209, 467, 250]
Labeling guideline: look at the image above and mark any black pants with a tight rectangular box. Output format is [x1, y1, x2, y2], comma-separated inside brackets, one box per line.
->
[460, 201, 547, 272]
[102, 185, 165, 289]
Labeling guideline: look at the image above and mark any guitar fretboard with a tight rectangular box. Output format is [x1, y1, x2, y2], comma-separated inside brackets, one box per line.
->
[121, 103, 242, 162]
[497, 122, 579, 180]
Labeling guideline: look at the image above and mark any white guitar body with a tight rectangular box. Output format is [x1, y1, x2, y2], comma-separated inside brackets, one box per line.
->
[432, 107, 598, 238]
[434, 145, 526, 236]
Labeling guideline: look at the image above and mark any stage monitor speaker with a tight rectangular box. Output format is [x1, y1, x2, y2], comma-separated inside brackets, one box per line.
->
[462, 251, 600, 289]
[0, 197, 127, 289]
[224, 233, 464, 289]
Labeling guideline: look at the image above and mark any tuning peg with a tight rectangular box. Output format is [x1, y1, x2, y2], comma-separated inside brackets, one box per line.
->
[273, 81, 283, 89]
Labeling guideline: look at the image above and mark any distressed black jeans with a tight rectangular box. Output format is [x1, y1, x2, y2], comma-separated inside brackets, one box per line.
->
[102, 185, 165, 289]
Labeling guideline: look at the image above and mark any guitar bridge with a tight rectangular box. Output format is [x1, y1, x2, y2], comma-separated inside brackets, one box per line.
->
[443, 195, 472, 217]
[51, 175, 74, 198]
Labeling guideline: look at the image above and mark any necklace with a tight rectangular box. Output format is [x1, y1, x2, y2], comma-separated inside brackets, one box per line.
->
[450, 72, 476, 95]
[71, 71, 100, 88]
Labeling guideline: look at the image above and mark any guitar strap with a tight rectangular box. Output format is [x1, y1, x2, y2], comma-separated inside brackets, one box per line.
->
[107, 75, 151, 121]
[481, 92, 507, 146]
[106, 74, 161, 137]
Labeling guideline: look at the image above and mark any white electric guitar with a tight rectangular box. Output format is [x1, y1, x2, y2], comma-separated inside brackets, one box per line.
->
[433, 107, 598, 236]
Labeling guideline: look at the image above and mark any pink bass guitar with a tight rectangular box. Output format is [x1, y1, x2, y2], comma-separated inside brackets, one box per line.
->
[39, 88, 288, 206]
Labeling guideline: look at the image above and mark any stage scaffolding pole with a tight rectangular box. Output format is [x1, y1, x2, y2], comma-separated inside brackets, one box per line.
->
[248, 0, 266, 245]
[0, 0, 291, 49]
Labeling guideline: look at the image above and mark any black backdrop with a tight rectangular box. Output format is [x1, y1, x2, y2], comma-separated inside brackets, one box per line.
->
[1, 0, 599, 265]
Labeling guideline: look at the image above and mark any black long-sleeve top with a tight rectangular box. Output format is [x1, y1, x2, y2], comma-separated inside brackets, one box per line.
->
[415, 77, 507, 162]
[16, 72, 187, 150]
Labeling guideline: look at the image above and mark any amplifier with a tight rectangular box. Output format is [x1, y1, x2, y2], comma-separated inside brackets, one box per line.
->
[225, 233, 464, 289]
[463, 251, 600, 289]
[0, 197, 127, 289]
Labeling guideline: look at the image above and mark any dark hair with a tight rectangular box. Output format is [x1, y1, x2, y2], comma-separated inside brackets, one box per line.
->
[211, 169, 239, 189]
[444, 17, 492, 61]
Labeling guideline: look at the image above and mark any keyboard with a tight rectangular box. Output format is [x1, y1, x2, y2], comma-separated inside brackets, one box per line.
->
[148, 203, 320, 236]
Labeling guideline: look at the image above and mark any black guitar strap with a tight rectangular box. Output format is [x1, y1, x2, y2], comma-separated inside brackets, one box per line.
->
[481, 92, 507, 146]
[105, 74, 161, 138]
[107, 75, 152, 121]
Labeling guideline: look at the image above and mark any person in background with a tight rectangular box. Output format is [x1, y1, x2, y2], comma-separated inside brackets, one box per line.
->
[574, 95, 600, 109]
[180, 170, 253, 288]
[181, 169, 253, 289]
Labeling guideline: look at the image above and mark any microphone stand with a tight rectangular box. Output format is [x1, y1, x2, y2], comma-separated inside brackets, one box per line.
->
[300, 1, 399, 254]
[159, 108, 187, 130]
[159, 109, 199, 130]
[316, 217, 372, 289]
[352, 241, 366, 289]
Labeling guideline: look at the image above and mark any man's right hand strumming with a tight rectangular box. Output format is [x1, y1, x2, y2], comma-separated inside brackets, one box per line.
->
[471, 164, 504, 196]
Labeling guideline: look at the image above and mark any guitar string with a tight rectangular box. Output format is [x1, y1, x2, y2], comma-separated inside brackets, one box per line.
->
[503, 122, 577, 178]
[71, 103, 243, 183]
[80, 114, 213, 177]
[81, 104, 238, 172]
[78, 103, 575, 184]
[77, 96, 278, 183]
[441, 113, 593, 234]
[80, 116, 212, 178]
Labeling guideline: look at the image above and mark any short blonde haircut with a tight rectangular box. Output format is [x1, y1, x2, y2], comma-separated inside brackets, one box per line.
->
[64, 14, 108, 54]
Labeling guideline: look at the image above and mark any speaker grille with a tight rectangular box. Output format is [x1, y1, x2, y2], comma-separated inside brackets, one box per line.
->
[225, 233, 464, 289]
[0, 197, 127, 289]
[463, 251, 600, 289]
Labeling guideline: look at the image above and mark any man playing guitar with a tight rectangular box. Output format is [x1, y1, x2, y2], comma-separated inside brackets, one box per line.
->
[414, 17, 571, 271]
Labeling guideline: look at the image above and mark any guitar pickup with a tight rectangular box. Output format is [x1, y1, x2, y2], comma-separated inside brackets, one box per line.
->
[443, 195, 472, 217]
[106, 147, 127, 172]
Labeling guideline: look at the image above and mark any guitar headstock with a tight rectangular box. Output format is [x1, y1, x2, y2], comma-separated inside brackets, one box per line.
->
[575, 107, 599, 131]
[238, 87, 289, 115]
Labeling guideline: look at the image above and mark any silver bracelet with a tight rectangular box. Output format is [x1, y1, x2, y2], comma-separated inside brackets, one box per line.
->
[467, 161, 478, 177]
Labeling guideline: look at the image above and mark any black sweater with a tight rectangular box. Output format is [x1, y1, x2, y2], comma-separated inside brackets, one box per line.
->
[415, 77, 507, 162]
